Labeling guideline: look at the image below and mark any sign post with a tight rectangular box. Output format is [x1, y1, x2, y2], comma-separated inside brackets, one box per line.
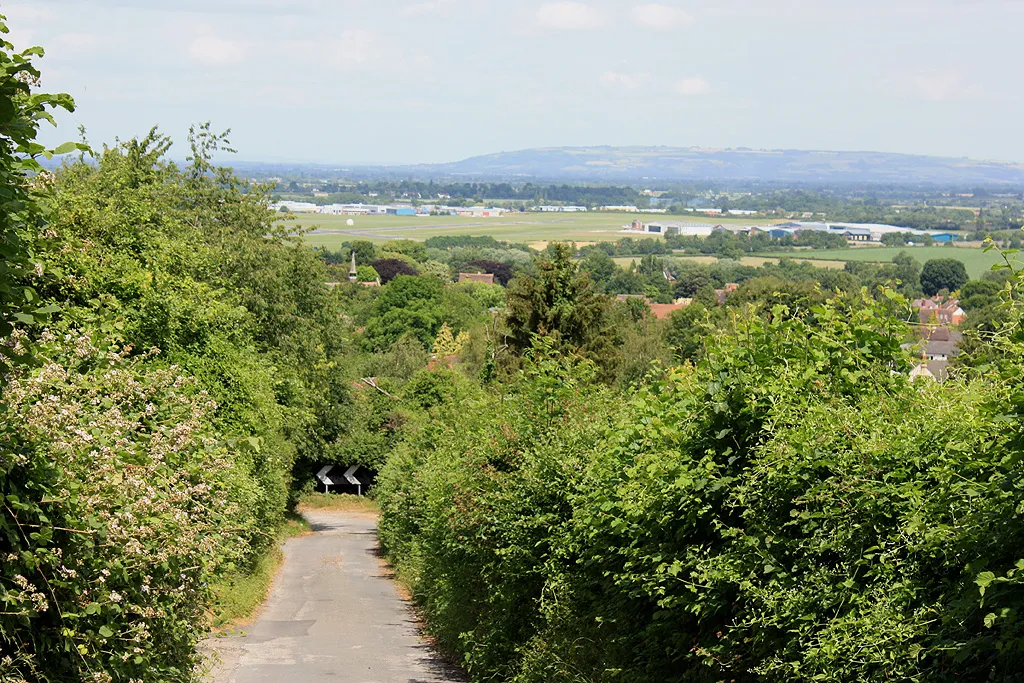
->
[316, 465, 333, 493]
[344, 465, 361, 496]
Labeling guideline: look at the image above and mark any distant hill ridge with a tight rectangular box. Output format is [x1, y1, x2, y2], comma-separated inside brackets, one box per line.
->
[421, 146, 1024, 185]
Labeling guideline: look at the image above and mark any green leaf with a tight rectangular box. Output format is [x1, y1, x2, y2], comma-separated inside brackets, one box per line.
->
[976, 571, 996, 596]
[53, 141, 82, 155]
[98, 625, 113, 638]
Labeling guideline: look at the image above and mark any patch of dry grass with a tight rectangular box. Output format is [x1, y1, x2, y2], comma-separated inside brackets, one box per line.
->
[297, 492, 380, 515]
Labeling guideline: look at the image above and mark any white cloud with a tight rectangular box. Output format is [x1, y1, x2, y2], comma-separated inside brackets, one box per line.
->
[674, 76, 711, 95]
[326, 29, 381, 70]
[3, 4, 55, 23]
[278, 39, 319, 59]
[53, 33, 99, 51]
[600, 71, 651, 89]
[631, 4, 694, 31]
[883, 68, 983, 102]
[275, 30, 426, 73]
[187, 31, 247, 66]
[536, 2, 608, 30]
[402, 0, 458, 17]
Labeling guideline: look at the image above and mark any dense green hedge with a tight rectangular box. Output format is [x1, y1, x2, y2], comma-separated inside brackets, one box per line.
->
[0, 37, 357, 677]
[2, 336, 260, 681]
[378, 294, 1024, 682]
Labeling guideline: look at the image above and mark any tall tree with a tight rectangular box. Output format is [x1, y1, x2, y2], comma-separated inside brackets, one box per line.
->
[504, 243, 617, 368]
[920, 258, 969, 296]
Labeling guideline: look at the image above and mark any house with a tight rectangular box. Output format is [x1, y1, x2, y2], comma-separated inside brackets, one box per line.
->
[922, 339, 960, 362]
[648, 303, 688, 319]
[426, 355, 459, 371]
[458, 273, 495, 285]
[913, 297, 967, 326]
[910, 364, 936, 382]
[614, 294, 690, 319]
[920, 326, 963, 344]
[714, 283, 739, 304]
[903, 326, 963, 382]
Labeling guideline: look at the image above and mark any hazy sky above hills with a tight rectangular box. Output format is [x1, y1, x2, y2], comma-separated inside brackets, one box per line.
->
[9, 0, 1024, 165]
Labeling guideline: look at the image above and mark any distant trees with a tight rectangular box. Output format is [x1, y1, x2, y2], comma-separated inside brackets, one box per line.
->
[381, 239, 428, 262]
[362, 276, 445, 350]
[881, 232, 910, 247]
[579, 250, 616, 289]
[673, 268, 713, 298]
[290, 181, 647, 208]
[921, 258, 969, 296]
[356, 265, 379, 282]
[360, 275, 493, 352]
[371, 258, 419, 284]
[960, 279, 1002, 310]
[322, 240, 376, 265]
[425, 235, 506, 250]
[460, 259, 513, 286]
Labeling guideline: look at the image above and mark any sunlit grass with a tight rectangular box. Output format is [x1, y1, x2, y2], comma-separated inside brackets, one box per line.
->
[209, 512, 310, 629]
[297, 492, 380, 515]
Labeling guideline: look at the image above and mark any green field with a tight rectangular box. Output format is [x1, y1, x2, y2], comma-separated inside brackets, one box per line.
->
[765, 245, 1007, 279]
[293, 213, 774, 250]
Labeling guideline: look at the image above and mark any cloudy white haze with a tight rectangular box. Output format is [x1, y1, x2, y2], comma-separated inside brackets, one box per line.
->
[8, 0, 1022, 164]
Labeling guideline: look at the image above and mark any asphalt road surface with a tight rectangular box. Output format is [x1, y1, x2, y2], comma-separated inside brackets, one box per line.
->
[204, 510, 465, 683]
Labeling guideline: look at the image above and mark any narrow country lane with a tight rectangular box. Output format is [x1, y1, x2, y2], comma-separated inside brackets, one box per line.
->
[203, 511, 465, 683]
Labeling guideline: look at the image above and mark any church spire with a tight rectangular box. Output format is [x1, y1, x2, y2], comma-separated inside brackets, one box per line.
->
[349, 250, 357, 282]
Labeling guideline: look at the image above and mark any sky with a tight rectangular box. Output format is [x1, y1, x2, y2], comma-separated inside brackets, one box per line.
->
[7, 0, 1024, 165]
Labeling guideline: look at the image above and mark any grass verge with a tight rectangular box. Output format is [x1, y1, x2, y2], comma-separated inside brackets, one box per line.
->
[209, 511, 310, 629]
[297, 492, 380, 515]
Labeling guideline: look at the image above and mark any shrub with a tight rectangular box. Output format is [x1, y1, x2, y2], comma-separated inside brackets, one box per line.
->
[0, 334, 258, 681]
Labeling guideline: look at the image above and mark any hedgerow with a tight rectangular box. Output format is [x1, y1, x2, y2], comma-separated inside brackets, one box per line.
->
[0, 26, 357, 680]
[1, 334, 259, 681]
[378, 292, 1024, 682]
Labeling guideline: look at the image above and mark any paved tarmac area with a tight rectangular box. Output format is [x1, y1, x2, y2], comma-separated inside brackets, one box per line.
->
[204, 511, 465, 683]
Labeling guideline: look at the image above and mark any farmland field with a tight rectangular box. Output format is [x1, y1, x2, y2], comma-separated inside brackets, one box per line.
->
[613, 255, 848, 270]
[760, 245, 1006, 279]
[293, 212, 775, 250]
